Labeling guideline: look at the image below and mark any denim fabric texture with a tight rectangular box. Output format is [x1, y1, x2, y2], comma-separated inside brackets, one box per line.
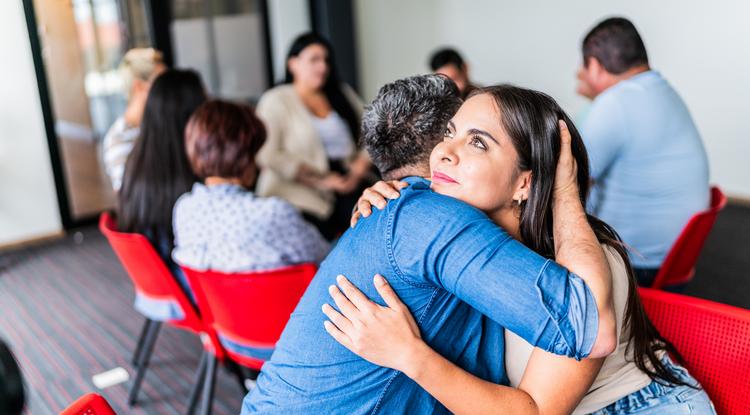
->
[242, 177, 600, 414]
[588, 355, 716, 415]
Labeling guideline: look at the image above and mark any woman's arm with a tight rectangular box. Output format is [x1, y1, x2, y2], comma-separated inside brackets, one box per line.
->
[323, 275, 601, 415]
[552, 121, 616, 358]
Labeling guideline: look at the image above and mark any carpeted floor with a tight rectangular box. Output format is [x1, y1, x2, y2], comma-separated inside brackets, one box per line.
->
[0, 227, 243, 415]
[0, 203, 748, 414]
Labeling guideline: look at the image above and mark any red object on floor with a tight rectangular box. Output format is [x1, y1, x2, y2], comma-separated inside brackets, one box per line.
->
[60, 393, 117, 415]
[639, 288, 750, 415]
[182, 264, 316, 413]
[651, 186, 727, 289]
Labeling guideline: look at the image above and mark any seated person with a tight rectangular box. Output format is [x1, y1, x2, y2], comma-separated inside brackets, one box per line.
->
[332, 85, 714, 414]
[241, 75, 616, 414]
[103, 48, 165, 191]
[576, 17, 709, 285]
[118, 69, 207, 318]
[172, 100, 329, 273]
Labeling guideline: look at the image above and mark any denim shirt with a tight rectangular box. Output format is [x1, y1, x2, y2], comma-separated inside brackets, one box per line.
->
[242, 177, 598, 414]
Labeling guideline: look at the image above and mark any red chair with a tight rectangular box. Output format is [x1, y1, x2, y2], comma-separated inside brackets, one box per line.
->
[182, 264, 317, 415]
[99, 212, 218, 408]
[651, 186, 727, 289]
[638, 288, 750, 415]
[60, 393, 117, 415]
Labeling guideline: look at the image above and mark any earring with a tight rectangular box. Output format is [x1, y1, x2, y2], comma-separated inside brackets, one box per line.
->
[515, 197, 523, 207]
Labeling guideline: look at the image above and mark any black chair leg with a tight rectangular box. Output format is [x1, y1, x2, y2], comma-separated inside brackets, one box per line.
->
[199, 354, 218, 415]
[186, 351, 208, 415]
[128, 320, 161, 406]
[132, 318, 152, 366]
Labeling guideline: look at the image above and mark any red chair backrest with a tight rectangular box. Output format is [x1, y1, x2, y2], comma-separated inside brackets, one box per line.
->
[182, 264, 316, 368]
[638, 288, 750, 415]
[60, 393, 117, 415]
[651, 186, 727, 289]
[98, 212, 202, 331]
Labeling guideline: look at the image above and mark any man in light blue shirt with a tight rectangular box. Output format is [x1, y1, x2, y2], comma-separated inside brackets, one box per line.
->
[242, 75, 614, 413]
[576, 17, 709, 284]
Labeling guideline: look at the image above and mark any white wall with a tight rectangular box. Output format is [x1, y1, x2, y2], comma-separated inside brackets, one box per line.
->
[355, 0, 750, 198]
[0, 1, 63, 246]
[267, 0, 311, 83]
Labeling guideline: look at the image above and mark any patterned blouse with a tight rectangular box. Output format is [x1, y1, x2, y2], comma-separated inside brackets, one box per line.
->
[172, 183, 329, 272]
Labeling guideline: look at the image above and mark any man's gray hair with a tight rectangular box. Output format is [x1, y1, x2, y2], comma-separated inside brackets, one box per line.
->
[361, 74, 461, 178]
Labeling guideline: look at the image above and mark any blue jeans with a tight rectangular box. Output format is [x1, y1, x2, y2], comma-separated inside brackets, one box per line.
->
[589, 356, 716, 415]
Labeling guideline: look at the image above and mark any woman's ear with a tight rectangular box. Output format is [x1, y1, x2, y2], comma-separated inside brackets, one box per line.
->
[287, 57, 298, 77]
[515, 171, 532, 202]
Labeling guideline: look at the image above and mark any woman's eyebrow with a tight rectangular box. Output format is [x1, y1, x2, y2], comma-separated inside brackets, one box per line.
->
[467, 128, 500, 145]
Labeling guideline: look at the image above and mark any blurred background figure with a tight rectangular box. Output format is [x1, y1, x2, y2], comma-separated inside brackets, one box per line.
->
[118, 69, 207, 317]
[0, 339, 25, 415]
[255, 32, 372, 240]
[429, 47, 477, 99]
[173, 99, 329, 273]
[576, 17, 710, 286]
[102, 48, 166, 191]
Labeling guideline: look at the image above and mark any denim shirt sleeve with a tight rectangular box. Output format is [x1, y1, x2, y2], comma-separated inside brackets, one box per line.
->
[389, 190, 598, 359]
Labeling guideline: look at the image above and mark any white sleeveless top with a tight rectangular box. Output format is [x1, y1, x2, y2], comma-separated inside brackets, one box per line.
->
[309, 110, 354, 161]
[504, 246, 652, 414]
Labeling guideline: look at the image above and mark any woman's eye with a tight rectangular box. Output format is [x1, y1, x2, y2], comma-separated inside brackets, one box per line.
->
[444, 128, 454, 139]
[470, 136, 487, 150]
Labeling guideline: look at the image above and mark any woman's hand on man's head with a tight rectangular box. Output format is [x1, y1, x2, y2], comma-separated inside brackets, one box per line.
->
[553, 120, 579, 199]
[350, 180, 409, 228]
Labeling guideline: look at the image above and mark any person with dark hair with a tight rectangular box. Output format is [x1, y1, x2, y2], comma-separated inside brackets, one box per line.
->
[327, 85, 715, 414]
[254, 32, 372, 240]
[576, 17, 709, 285]
[172, 100, 328, 274]
[118, 68, 207, 318]
[241, 75, 617, 414]
[0, 339, 25, 415]
[429, 47, 477, 99]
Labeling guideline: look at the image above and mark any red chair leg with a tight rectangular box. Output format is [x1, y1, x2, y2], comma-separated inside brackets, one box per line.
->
[132, 318, 152, 366]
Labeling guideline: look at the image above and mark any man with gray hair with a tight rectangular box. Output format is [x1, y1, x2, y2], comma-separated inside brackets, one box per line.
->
[242, 75, 611, 414]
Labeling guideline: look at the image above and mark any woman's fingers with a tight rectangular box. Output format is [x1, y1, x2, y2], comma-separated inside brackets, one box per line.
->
[323, 320, 353, 349]
[336, 275, 377, 314]
[373, 275, 405, 311]
[322, 303, 355, 333]
[328, 283, 362, 319]
[350, 210, 362, 228]
[372, 181, 403, 200]
[363, 187, 388, 210]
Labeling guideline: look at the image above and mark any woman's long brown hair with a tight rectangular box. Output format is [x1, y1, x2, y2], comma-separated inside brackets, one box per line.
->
[475, 84, 691, 387]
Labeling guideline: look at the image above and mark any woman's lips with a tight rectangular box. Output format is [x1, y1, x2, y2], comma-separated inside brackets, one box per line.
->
[432, 171, 459, 184]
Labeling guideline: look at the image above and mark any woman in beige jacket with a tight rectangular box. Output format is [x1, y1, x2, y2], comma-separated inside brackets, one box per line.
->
[255, 33, 372, 239]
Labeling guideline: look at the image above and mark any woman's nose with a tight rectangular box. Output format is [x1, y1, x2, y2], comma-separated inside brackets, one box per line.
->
[437, 142, 458, 164]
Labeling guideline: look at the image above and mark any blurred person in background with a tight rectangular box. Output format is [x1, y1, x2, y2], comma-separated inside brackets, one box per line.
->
[117, 69, 207, 318]
[103, 48, 166, 191]
[576, 17, 709, 286]
[429, 47, 478, 99]
[255, 32, 372, 240]
[173, 99, 329, 274]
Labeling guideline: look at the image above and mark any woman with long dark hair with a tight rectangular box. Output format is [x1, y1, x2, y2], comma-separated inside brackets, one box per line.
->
[323, 86, 714, 414]
[255, 32, 372, 240]
[118, 69, 207, 318]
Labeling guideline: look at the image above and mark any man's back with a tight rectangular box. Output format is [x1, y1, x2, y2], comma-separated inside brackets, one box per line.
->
[582, 70, 709, 269]
[242, 177, 598, 414]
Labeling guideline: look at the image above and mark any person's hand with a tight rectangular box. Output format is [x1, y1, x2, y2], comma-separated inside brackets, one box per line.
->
[332, 173, 361, 195]
[350, 180, 409, 228]
[553, 120, 579, 199]
[317, 173, 347, 192]
[322, 274, 422, 372]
